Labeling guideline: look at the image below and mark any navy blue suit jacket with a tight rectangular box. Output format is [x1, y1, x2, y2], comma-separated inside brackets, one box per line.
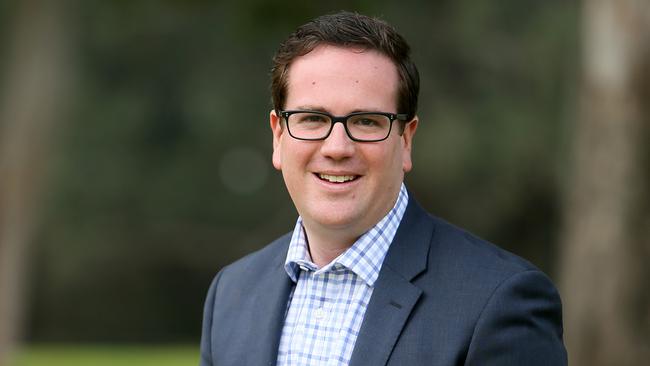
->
[199, 196, 567, 365]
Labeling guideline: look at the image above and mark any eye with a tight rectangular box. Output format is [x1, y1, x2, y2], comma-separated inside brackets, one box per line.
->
[355, 118, 380, 127]
[350, 114, 386, 128]
[297, 113, 328, 123]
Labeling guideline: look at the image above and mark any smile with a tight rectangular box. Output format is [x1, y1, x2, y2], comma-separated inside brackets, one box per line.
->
[318, 173, 358, 183]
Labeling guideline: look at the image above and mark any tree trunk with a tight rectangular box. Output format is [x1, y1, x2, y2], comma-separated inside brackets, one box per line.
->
[560, 0, 650, 365]
[0, 1, 71, 364]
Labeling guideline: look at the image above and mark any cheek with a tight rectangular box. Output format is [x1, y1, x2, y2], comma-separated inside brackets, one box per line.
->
[387, 142, 409, 175]
[273, 136, 307, 171]
[279, 142, 311, 173]
[364, 145, 398, 175]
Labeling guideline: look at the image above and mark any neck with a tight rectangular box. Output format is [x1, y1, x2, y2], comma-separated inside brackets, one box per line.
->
[302, 224, 359, 268]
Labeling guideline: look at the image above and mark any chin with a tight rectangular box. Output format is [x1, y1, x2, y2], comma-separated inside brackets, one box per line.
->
[306, 210, 362, 230]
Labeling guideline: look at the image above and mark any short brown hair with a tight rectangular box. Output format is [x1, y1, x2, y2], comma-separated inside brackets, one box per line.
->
[271, 11, 419, 121]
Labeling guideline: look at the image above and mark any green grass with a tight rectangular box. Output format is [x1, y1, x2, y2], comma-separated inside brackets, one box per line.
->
[12, 344, 198, 366]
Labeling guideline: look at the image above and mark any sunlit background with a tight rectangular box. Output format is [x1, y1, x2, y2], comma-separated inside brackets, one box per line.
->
[1, 0, 648, 365]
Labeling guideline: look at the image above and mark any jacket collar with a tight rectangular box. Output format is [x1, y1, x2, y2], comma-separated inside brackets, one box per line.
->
[348, 195, 434, 366]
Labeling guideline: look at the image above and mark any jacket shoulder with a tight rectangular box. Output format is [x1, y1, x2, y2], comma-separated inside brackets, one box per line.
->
[218, 232, 291, 278]
[429, 215, 540, 275]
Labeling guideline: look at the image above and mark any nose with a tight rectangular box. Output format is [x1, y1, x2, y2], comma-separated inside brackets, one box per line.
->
[319, 122, 355, 160]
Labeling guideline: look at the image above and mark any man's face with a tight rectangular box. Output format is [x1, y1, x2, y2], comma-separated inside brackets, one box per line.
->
[270, 45, 417, 242]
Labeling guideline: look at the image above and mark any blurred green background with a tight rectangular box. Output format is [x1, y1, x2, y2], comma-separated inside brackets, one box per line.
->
[2, 0, 648, 365]
[5, 0, 577, 350]
[38, 0, 577, 340]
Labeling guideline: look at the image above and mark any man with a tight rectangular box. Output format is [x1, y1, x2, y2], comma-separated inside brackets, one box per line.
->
[200, 11, 567, 366]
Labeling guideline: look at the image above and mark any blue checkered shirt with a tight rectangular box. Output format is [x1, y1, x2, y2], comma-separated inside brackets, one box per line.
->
[276, 184, 409, 366]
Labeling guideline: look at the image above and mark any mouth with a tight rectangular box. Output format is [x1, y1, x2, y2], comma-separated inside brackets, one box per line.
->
[316, 173, 359, 183]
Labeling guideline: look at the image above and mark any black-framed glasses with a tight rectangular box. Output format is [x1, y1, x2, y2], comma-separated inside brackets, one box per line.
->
[278, 110, 409, 142]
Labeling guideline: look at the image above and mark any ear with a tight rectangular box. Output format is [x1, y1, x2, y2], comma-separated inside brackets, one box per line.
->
[270, 110, 283, 170]
[401, 116, 418, 173]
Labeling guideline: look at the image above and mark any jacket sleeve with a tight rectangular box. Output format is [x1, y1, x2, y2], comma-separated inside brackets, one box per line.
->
[465, 269, 568, 365]
[199, 272, 222, 366]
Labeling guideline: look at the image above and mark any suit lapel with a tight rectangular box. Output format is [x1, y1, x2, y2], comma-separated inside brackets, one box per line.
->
[248, 238, 294, 366]
[349, 197, 434, 366]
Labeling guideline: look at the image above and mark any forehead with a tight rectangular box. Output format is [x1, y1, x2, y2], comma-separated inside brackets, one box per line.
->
[285, 45, 399, 111]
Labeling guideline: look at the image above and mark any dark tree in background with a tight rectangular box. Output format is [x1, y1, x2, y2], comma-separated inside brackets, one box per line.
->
[560, 0, 650, 364]
[0, 0, 72, 363]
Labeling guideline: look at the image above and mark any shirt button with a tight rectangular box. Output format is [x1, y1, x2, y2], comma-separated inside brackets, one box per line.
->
[315, 307, 326, 319]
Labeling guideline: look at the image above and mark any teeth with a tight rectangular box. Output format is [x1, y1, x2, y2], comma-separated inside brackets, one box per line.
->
[319, 174, 356, 183]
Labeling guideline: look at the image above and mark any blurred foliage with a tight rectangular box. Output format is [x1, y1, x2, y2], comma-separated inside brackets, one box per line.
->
[15, 0, 578, 342]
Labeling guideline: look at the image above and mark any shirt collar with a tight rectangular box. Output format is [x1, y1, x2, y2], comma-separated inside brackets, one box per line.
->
[284, 183, 409, 286]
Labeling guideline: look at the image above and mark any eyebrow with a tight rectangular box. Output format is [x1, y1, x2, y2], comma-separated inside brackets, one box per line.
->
[294, 105, 328, 112]
[292, 105, 391, 114]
